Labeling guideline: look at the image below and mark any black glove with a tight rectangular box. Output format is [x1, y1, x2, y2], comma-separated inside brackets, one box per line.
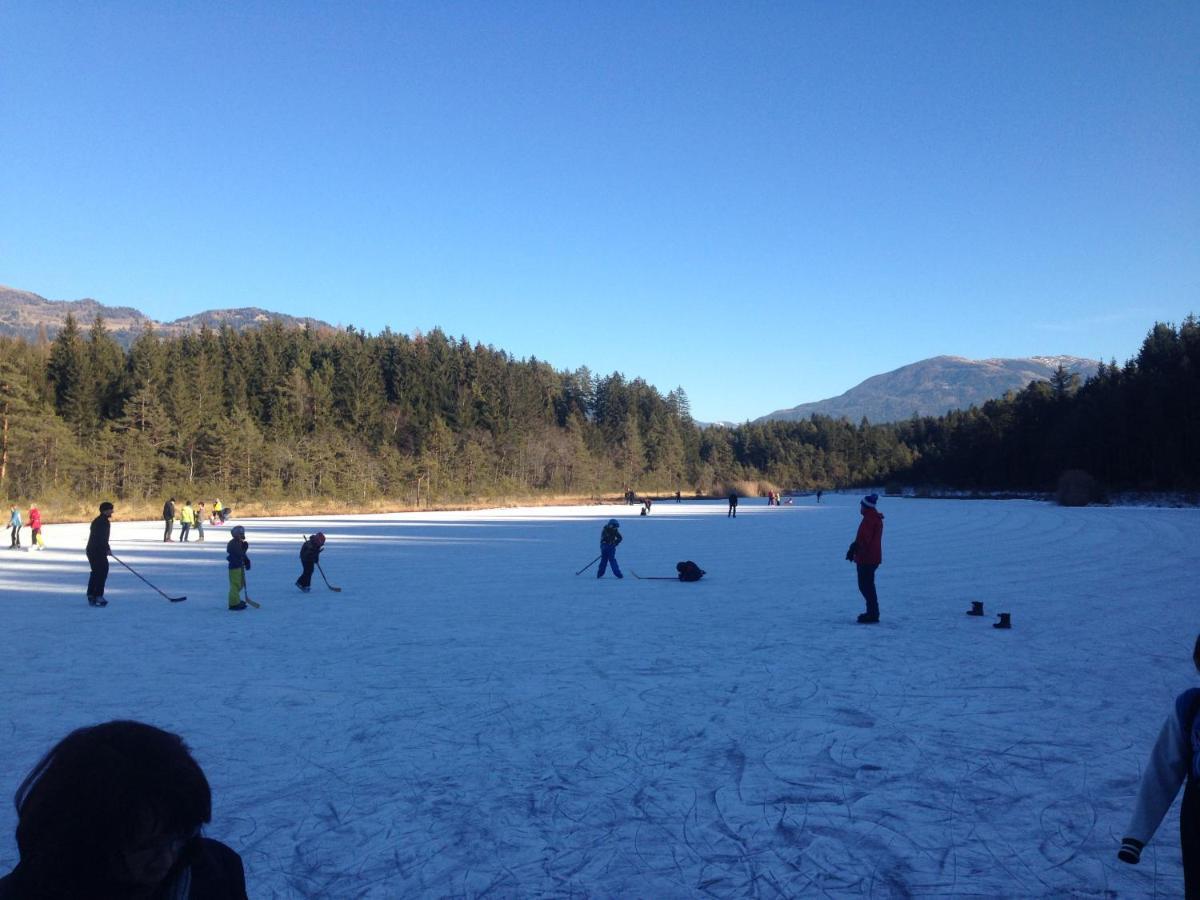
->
[845, 542, 857, 562]
[243, 558, 251, 571]
[1118, 837, 1143, 864]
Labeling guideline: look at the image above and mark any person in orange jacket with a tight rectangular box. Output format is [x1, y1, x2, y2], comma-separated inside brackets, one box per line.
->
[845, 493, 884, 624]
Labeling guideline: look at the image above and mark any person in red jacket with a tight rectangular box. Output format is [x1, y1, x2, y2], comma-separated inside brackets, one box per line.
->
[845, 493, 884, 624]
[28, 503, 43, 550]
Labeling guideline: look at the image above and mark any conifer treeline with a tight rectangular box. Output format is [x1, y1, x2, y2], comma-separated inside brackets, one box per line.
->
[1, 314, 1197, 507]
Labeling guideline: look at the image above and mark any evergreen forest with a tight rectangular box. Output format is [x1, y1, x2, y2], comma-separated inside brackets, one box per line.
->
[1, 313, 1197, 516]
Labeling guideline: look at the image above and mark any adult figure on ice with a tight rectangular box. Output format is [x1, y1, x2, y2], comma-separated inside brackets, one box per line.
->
[1118, 634, 1200, 893]
[162, 497, 176, 542]
[194, 502, 206, 542]
[296, 533, 325, 592]
[225, 526, 250, 611]
[0, 719, 247, 899]
[8, 505, 22, 549]
[846, 494, 883, 624]
[86, 502, 114, 607]
[597, 519, 623, 579]
[728, 492, 738, 518]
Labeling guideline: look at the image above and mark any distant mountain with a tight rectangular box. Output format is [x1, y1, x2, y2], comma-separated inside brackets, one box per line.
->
[755, 355, 1102, 425]
[0, 285, 335, 348]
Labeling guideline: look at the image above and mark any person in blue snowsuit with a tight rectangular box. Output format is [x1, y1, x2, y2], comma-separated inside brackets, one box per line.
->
[1119, 634, 1200, 894]
[597, 519, 623, 579]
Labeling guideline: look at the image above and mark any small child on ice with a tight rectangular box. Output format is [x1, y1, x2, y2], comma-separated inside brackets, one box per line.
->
[226, 526, 250, 611]
[296, 533, 326, 592]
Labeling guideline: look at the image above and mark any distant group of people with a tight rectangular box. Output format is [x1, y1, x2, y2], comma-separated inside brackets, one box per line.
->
[162, 498, 230, 543]
[84, 501, 331, 612]
[7, 503, 44, 551]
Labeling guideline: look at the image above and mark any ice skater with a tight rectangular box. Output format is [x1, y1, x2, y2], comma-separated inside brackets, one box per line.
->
[296, 532, 325, 592]
[846, 493, 884, 624]
[86, 502, 114, 607]
[597, 519, 623, 579]
[1118, 633, 1200, 893]
[8, 505, 22, 549]
[226, 526, 250, 611]
[28, 502, 43, 549]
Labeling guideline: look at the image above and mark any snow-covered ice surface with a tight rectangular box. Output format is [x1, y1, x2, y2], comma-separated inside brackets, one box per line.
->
[1, 494, 1197, 897]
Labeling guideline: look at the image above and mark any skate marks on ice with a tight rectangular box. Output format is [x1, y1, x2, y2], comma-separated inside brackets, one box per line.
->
[2, 499, 1198, 896]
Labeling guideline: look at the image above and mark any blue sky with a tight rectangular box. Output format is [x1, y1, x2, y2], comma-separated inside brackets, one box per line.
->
[2, 2, 1197, 423]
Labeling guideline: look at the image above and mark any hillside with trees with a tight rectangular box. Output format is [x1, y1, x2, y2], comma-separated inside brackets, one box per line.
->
[1, 314, 1197, 516]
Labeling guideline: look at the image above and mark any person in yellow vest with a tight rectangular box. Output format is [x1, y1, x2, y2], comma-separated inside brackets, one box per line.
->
[179, 501, 195, 542]
[212, 499, 224, 524]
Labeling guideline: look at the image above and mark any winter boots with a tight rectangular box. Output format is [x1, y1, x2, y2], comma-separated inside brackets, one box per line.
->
[992, 612, 1012, 629]
[229, 601, 248, 611]
[967, 601, 985, 616]
[87, 595, 107, 607]
[856, 612, 880, 624]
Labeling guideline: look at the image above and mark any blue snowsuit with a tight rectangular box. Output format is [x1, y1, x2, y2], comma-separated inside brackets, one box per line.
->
[597, 523, 622, 579]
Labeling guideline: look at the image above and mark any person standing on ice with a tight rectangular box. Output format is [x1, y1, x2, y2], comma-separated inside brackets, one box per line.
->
[179, 501, 195, 543]
[8, 505, 22, 549]
[296, 533, 325, 592]
[86, 502, 114, 607]
[727, 492, 738, 517]
[225, 526, 250, 611]
[162, 497, 176, 542]
[28, 502, 43, 549]
[597, 519, 623, 579]
[846, 493, 883, 624]
[1118, 634, 1200, 892]
[195, 501, 206, 542]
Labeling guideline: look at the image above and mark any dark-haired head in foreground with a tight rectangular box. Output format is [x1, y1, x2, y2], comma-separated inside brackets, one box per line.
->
[0, 720, 246, 899]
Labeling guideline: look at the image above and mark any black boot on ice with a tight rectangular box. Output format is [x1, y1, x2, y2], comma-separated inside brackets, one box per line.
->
[967, 601, 985, 616]
[993, 612, 1012, 629]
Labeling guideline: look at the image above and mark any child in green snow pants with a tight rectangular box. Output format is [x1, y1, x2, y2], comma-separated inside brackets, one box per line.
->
[228, 568, 245, 608]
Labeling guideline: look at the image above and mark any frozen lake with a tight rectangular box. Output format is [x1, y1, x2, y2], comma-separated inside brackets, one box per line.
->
[1, 494, 1196, 896]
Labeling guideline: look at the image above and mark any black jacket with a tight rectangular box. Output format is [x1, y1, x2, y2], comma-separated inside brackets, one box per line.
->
[85, 514, 110, 557]
[163, 500, 175, 520]
[299, 539, 323, 565]
[0, 837, 247, 900]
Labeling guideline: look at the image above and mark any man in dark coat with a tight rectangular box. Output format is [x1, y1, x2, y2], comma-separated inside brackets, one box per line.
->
[86, 502, 114, 607]
[728, 492, 738, 518]
[163, 497, 176, 542]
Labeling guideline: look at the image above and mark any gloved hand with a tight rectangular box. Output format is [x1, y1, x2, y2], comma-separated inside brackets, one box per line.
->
[1118, 837, 1143, 864]
[243, 559, 251, 571]
[845, 542, 857, 562]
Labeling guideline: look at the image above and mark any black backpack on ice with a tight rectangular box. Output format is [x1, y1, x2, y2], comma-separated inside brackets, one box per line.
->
[676, 561, 705, 582]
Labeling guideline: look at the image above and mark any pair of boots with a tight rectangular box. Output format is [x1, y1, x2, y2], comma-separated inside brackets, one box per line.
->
[967, 602, 1011, 628]
[87, 596, 108, 607]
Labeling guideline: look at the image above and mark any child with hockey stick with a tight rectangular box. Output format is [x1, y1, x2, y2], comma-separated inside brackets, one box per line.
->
[597, 519, 623, 579]
[296, 533, 325, 592]
[225, 526, 250, 611]
[1118, 634, 1200, 893]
